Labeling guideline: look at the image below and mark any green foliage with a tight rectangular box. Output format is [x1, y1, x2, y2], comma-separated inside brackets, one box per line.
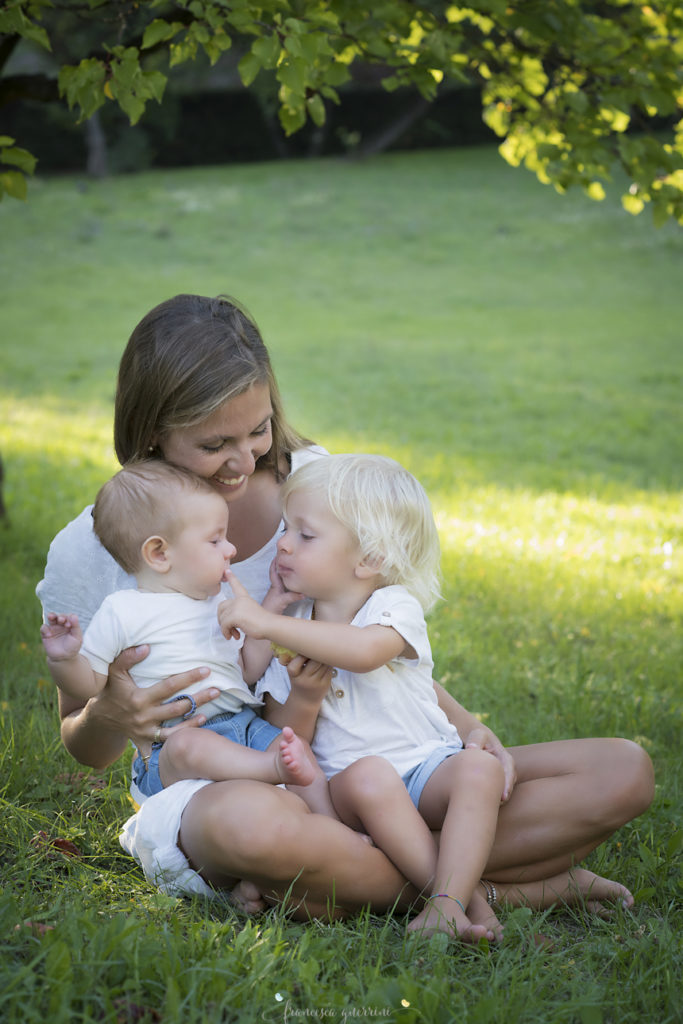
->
[0, 134, 36, 199]
[2, 0, 682, 220]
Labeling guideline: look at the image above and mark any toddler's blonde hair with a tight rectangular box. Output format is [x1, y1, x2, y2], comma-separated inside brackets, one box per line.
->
[93, 460, 219, 575]
[281, 454, 441, 612]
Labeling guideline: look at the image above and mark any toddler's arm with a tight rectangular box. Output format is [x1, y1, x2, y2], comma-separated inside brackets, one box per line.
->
[222, 564, 304, 685]
[40, 612, 106, 701]
[263, 656, 333, 740]
[219, 574, 410, 674]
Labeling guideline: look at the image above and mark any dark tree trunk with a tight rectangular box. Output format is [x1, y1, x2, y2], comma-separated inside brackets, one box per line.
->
[85, 111, 108, 178]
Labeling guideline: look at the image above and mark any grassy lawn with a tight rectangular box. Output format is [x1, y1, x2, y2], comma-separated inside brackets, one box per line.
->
[0, 146, 681, 1023]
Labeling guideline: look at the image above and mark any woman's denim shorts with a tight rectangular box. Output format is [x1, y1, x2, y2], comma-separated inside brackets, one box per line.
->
[132, 706, 282, 799]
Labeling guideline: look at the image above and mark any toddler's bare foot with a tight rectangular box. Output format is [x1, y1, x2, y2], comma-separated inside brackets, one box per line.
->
[407, 894, 491, 944]
[229, 879, 265, 914]
[468, 887, 504, 942]
[497, 867, 633, 917]
[276, 726, 316, 787]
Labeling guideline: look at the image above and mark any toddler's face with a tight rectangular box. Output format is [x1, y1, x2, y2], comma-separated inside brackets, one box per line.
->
[275, 489, 361, 601]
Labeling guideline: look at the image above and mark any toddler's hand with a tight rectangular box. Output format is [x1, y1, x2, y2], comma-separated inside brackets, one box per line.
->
[40, 612, 83, 661]
[262, 556, 305, 613]
[286, 655, 333, 700]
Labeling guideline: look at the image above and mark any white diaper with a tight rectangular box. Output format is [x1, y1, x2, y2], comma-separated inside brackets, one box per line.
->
[119, 778, 217, 898]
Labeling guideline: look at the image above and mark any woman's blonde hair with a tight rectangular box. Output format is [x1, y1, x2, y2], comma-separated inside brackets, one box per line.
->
[281, 454, 441, 612]
[92, 460, 218, 575]
[114, 294, 309, 478]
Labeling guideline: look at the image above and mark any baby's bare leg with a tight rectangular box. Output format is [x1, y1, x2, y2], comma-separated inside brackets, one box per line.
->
[159, 725, 315, 788]
[329, 756, 438, 894]
[408, 748, 505, 943]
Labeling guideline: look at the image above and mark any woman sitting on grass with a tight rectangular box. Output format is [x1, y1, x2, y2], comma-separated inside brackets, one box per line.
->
[36, 293, 654, 924]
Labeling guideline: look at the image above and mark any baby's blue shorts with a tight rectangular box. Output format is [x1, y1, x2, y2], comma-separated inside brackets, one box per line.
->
[132, 706, 282, 799]
[402, 743, 464, 808]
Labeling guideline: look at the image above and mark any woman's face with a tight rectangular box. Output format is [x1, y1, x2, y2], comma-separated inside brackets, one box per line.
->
[157, 381, 274, 503]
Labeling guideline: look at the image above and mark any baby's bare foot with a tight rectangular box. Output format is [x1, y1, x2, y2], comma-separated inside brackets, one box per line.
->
[408, 894, 491, 944]
[276, 726, 316, 787]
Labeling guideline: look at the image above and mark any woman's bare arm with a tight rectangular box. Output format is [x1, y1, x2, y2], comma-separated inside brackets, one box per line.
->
[58, 646, 219, 769]
[434, 681, 517, 801]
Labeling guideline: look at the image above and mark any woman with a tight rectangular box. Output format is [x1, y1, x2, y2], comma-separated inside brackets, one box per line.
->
[37, 294, 654, 923]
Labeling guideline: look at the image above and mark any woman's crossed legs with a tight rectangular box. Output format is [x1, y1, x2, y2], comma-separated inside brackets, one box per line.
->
[177, 736, 653, 922]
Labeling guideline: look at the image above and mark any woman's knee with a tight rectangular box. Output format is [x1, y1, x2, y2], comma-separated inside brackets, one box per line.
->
[456, 746, 505, 792]
[182, 781, 308, 872]
[608, 738, 655, 822]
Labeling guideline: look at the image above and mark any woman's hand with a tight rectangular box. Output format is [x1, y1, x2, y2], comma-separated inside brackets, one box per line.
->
[464, 726, 517, 803]
[88, 645, 221, 756]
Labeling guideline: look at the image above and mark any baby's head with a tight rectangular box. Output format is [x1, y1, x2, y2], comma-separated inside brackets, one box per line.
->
[281, 454, 441, 612]
[93, 460, 224, 576]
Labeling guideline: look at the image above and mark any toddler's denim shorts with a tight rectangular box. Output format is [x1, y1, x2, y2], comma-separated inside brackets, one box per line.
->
[402, 743, 464, 808]
[132, 706, 282, 799]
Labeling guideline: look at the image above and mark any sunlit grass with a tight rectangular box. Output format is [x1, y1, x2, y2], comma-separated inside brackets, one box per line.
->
[1, 148, 681, 1023]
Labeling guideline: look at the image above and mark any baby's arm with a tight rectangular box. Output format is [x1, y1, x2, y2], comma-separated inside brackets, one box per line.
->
[219, 574, 410, 674]
[40, 613, 106, 701]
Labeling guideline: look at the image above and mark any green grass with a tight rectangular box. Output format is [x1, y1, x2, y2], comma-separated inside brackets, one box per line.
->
[1, 147, 681, 1023]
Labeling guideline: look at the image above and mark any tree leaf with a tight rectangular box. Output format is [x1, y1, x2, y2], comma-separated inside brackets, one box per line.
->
[141, 19, 182, 50]
[306, 93, 326, 127]
[0, 170, 27, 200]
[0, 146, 37, 175]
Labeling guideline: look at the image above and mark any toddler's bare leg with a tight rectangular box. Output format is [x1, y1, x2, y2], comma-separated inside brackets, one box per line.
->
[408, 748, 505, 943]
[329, 756, 438, 894]
[159, 725, 315, 788]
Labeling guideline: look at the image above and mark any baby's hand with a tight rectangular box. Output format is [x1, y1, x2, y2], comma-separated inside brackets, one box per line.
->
[40, 612, 83, 661]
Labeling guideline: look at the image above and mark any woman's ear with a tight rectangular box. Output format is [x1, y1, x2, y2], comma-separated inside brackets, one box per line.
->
[141, 535, 171, 574]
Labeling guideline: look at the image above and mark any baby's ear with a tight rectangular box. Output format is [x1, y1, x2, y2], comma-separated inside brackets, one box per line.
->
[141, 535, 171, 574]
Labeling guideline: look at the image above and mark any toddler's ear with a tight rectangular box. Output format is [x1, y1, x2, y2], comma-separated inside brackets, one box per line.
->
[141, 535, 171, 573]
[354, 557, 383, 581]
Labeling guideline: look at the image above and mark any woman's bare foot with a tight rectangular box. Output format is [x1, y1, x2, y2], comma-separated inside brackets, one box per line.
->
[407, 894, 492, 944]
[276, 726, 316, 787]
[468, 887, 504, 941]
[496, 867, 633, 917]
[229, 879, 266, 914]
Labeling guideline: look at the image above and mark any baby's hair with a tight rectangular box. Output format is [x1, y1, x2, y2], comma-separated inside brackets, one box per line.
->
[281, 454, 441, 612]
[93, 460, 220, 575]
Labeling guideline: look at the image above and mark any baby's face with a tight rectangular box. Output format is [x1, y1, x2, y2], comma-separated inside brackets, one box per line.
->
[166, 491, 235, 600]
